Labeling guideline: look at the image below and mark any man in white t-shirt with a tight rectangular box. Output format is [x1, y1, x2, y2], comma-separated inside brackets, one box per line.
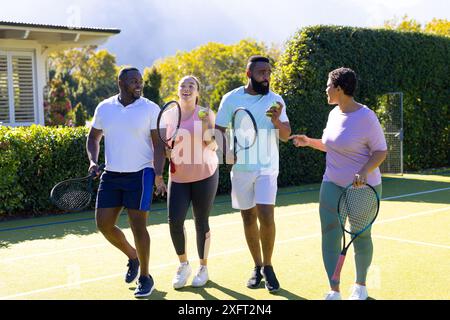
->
[215, 56, 291, 293]
[87, 67, 166, 298]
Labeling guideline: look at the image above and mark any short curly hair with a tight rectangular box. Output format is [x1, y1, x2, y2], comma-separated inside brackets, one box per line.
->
[328, 67, 357, 96]
[247, 55, 270, 72]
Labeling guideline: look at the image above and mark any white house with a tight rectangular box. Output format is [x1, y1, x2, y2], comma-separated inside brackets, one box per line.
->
[0, 21, 120, 126]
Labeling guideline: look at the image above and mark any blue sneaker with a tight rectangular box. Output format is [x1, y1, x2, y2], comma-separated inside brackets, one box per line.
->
[125, 258, 140, 284]
[134, 275, 155, 298]
[261, 265, 280, 293]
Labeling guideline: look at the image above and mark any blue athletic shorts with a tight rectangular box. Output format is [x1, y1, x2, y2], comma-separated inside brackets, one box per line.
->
[96, 168, 155, 211]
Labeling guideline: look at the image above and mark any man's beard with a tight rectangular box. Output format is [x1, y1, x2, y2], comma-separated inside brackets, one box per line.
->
[251, 77, 270, 95]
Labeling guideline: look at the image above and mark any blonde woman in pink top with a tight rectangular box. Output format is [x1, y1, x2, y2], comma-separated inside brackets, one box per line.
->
[164, 76, 219, 289]
[290, 68, 387, 300]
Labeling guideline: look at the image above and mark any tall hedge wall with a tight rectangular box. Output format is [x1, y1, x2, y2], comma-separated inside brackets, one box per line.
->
[273, 26, 449, 187]
[0, 126, 97, 215]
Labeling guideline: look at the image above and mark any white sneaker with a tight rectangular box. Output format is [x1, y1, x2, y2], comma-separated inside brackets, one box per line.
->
[191, 265, 209, 287]
[172, 262, 192, 289]
[324, 290, 342, 300]
[348, 284, 369, 300]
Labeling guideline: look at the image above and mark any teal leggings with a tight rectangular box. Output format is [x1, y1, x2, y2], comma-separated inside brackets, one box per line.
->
[319, 181, 382, 286]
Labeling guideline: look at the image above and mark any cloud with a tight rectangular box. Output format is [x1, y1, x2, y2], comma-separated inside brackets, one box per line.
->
[1, 0, 448, 70]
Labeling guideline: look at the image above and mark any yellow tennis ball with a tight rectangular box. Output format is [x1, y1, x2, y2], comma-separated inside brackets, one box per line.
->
[272, 102, 280, 110]
[198, 110, 207, 119]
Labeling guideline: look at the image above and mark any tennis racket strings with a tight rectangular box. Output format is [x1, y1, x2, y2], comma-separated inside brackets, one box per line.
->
[51, 180, 93, 211]
[338, 185, 379, 234]
[158, 102, 181, 141]
[232, 108, 258, 158]
[50, 164, 105, 212]
[157, 101, 181, 173]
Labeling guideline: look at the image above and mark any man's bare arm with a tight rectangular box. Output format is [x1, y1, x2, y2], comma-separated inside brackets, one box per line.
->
[86, 127, 103, 174]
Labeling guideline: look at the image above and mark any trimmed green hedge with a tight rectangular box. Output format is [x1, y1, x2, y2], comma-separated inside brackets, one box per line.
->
[0, 125, 226, 216]
[273, 26, 449, 186]
[0, 126, 97, 216]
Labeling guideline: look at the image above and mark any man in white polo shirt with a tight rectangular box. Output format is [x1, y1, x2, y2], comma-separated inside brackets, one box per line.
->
[86, 67, 166, 298]
[215, 56, 291, 293]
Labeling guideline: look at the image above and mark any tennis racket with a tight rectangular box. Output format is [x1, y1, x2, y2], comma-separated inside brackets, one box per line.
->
[50, 164, 105, 212]
[331, 184, 380, 283]
[231, 108, 258, 162]
[157, 100, 181, 173]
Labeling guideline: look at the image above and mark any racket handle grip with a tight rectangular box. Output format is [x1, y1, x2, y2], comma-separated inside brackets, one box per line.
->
[331, 254, 346, 282]
[90, 163, 106, 178]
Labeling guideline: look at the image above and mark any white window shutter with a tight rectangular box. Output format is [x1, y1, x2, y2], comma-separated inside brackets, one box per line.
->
[0, 54, 9, 123]
[12, 55, 35, 123]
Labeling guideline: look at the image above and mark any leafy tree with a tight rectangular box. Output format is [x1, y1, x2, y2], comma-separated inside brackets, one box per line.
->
[73, 49, 118, 114]
[424, 18, 450, 37]
[209, 71, 244, 111]
[68, 102, 88, 127]
[146, 39, 279, 111]
[44, 78, 72, 126]
[384, 15, 422, 32]
[143, 67, 162, 105]
[383, 15, 449, 37]
[48, 46, 118, 115]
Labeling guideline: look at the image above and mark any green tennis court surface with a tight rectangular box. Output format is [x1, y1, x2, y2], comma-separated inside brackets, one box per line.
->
[0, 172, 449, 300]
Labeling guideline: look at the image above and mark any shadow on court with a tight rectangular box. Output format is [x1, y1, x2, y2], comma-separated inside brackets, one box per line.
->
[0, 171, 448, 247]
[130, 288, 169, 300]
[381, 175, 450, 205]
[166, 280, 307, 300]
[269, 288, 307, 300]
[0, 186, 317, 248]
[175, 281, 255, 300]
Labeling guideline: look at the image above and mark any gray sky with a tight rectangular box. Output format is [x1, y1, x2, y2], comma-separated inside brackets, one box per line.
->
[1, 0, 449, 70]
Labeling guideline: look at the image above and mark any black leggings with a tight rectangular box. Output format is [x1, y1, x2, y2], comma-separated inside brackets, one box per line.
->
[167, 169, 219, 259]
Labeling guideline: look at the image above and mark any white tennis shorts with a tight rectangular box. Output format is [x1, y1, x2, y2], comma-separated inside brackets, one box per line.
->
[230, 170, 278, 210]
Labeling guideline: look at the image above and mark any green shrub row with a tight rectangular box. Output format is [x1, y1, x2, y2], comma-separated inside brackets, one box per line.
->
[0, 126, 97, 216]
[0, 125, 232, 216]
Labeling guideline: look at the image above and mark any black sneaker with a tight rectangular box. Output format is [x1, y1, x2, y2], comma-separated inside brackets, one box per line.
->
[261, 265, 280, 293]
[246, 266, 263, 289]
[125, 258, 140, 284]
[134, 275, 155, 298]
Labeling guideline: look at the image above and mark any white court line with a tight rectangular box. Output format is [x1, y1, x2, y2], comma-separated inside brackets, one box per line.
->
[375, 207, 450, 225]
[0, 273, 124, 300]
[1, 244, 106, 263]
[4, 224, 447, 300]
[3, 185, 450, 263]
[3, 230, 446, 300]
[2, 203, 449, 300]
[0, 208, 318, 264]
[0, 199, 450, 263]
[2, 185, 449, 263]
[373, 235, 450, 249]
[0, 233, 321, 300]
[382, 187, 450, 200]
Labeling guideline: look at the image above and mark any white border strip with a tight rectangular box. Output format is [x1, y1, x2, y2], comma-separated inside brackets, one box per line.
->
[375, 207, 450, 225]
[373, 235, 450, 249]
[1, 188, 449, 299]
[2, 204, 449, 300]
[382, 187, 450, 200]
